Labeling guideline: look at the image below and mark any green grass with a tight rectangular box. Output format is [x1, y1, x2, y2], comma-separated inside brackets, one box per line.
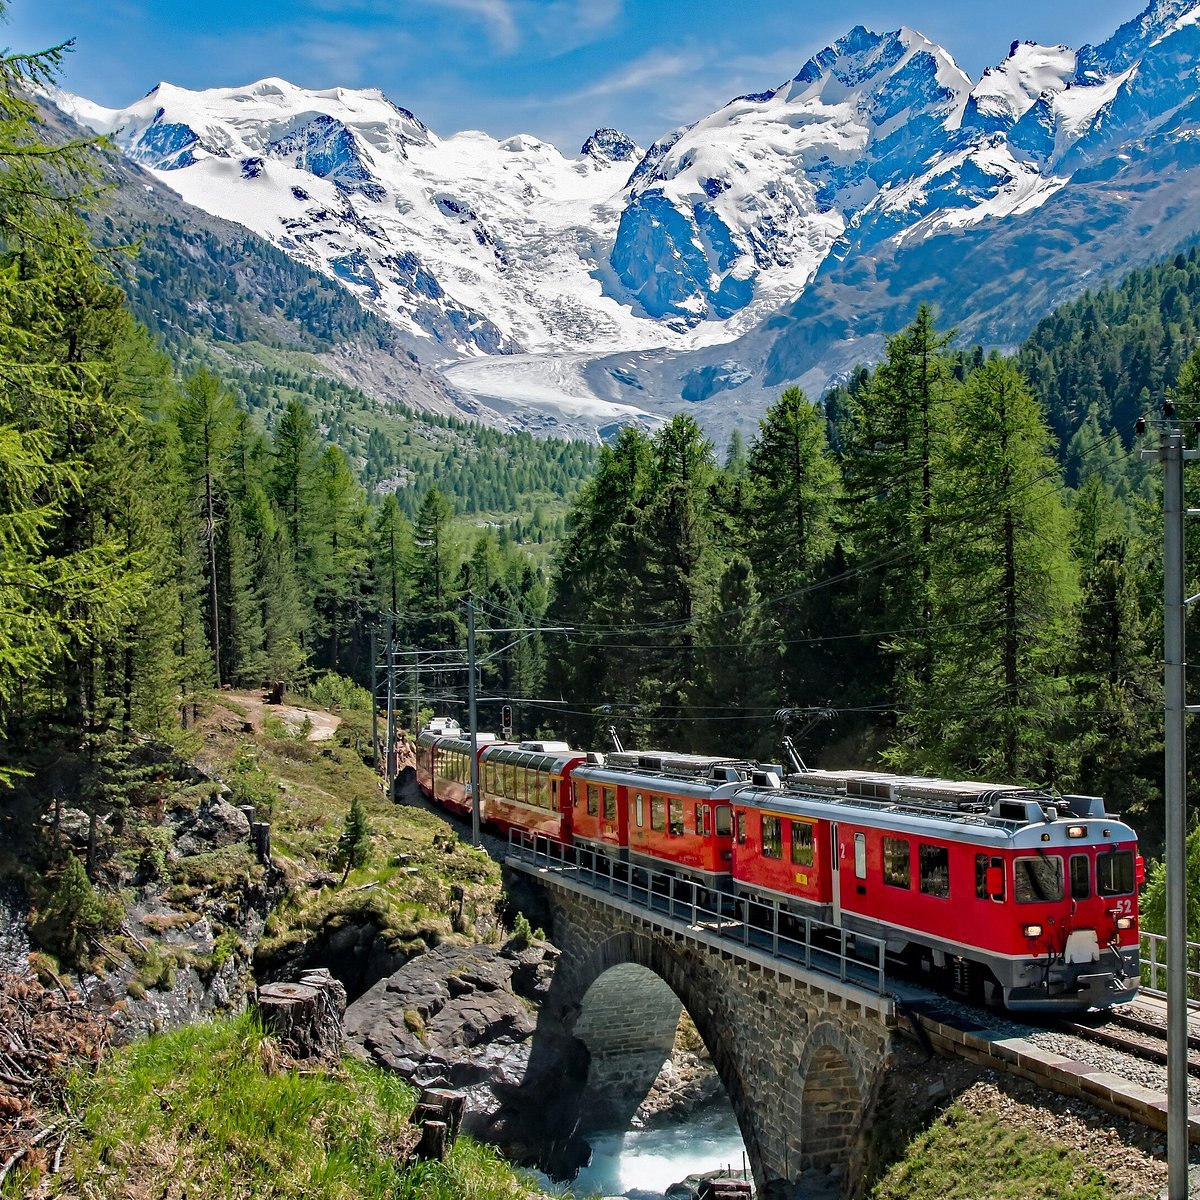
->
[33, 1012, 547, 1200]
[869, 1105, 1130, 1200]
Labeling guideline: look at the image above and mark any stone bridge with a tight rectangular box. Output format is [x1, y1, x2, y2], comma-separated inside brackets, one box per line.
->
[506, 856, 899, 1198]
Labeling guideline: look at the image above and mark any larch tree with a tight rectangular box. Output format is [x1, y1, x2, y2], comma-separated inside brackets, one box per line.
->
[174, 369, 236, 686]
[888, 355, 1077, 782]
[743, 386, 839, 706]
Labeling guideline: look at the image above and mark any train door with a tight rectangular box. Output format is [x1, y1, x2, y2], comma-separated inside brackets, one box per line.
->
[831, 822, 841, 923]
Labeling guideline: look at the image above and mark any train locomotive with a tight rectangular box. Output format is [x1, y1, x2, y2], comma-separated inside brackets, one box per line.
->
[414, 723, 1142, 1012]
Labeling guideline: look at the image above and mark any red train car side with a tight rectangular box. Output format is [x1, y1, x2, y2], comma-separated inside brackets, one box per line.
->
[730, 771, 1141, 1010]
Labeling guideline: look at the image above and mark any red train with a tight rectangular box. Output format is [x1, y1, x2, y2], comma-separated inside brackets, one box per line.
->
[414, 723, 1142, 1012]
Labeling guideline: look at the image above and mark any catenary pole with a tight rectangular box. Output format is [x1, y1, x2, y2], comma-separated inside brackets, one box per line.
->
[1143, 412, 1195, 1200]
[385, 613, 397, 791]
[467, 595, 481, 846]
[1164, 424, 1189, 1200]
[370, 622, 379, 770]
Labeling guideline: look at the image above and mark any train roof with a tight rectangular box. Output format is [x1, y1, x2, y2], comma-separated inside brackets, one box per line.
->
[734, 779, 1135, 847]
[481, 742, 582, 772]
[420, 717, 462, 737]
[581, 749, 783, 788]
[432, 734, 498, 751]
[572, 751, 1134, 844]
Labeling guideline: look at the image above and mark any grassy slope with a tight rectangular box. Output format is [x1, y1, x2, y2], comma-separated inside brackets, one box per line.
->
[3, 690, 557, 1198]
[37, 1012, 550, 1200]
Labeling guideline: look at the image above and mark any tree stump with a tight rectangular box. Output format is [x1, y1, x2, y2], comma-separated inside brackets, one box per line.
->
[411, 1088, 466, 1140]
[252, 821, 272, 866]
[408, 1087, 466, 1161]
[698, 1182, 753, 1200]
[254, 969, 346, 1060]
[415, 1120, 449, 1162]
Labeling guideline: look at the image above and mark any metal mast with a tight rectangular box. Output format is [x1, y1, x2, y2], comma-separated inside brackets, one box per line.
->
[467, 595, 481, 846]
[1142, 408, 1196, 1200]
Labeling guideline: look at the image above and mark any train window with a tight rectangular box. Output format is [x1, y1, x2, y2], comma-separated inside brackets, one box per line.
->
[975, 855, 1005, 900]
[1070, 854, 1090, 900]
[762, 815, 783, 859]
[651, 795, 666, 832]
[537, 774, 551, 808]
[736, 812, 746, 844]
[636, 793, 644, 827]
[695, 803, 703, 835]
[587, 784, 599, 817]
[484, 764, 495, 793]
[854, 833, 867, 879]
[1015, 855, 1064, 903]
[574, 782, 584, 809]
[918, 844, 949, 898]
[791, 821, 814, 866]
[883, 838, 910, 888]
[716, 806, 732, 837]
[603, 787, 617, 822]
[669, 798, 684, 836]
[1097, 850, 1135, 896]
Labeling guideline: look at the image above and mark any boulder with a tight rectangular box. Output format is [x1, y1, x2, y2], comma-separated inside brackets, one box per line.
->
[344, 941, 568, 1150]
[173, 792, 251, 857]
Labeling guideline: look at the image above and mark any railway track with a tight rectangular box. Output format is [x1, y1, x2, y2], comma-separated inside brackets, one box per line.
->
[1053, 1007, 1200, 1076]
[901, 992, 1200, 1142]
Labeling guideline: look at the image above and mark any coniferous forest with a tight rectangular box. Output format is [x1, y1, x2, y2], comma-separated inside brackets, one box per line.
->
[7, 26, 1200, 875]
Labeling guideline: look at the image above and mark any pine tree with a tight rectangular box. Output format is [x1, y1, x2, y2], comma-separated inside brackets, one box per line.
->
[547, 425, 653, 746]
[1065, 483, 1160, 819]
[372, 494, 412, 615]
[335, 796, 371, 884]
[841, 305, 958, 641]
[629, 416, 720, 747]
[687, 556, 780, 757]
[270, 397, 320, 605]
[311, 445, 369, 673]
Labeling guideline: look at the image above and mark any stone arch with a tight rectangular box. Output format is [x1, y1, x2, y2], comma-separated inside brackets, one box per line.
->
[571, 961, 682, 1130]
[541, 927, 762, 1166]
[796, 1023, 867, 1172]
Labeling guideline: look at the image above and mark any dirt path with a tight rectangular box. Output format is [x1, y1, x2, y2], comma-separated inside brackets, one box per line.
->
[218, 690, 341, 741]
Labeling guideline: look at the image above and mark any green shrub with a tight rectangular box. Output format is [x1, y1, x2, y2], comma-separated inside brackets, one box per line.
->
[32, 855, 121, 966]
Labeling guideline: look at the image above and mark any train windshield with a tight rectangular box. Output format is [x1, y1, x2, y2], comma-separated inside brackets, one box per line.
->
[1096, 850, 1136, 896]
[1015, 855, 1064, 903]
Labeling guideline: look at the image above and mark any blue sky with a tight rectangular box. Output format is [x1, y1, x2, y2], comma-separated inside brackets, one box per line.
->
[13, 0, 1146, 152]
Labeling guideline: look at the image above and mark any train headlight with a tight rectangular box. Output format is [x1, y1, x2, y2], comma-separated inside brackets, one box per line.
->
[1116, 916, 1134, 930]
[1022, 924, 1043, 938]
[1066, 825, 1086, 838]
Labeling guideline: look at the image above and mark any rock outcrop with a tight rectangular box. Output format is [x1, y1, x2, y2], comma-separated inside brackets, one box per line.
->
[344, 940, 587, 1164]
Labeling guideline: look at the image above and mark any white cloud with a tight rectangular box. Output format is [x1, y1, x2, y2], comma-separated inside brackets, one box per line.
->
[566, 49, 705, 102]
[417, 0, 520, 51]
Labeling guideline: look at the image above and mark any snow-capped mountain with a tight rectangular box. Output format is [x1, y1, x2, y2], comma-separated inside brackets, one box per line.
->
[57, 78, 650, 364]
[55, 0, 1200, 438]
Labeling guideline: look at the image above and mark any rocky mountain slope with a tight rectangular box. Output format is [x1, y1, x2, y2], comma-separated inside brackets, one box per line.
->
[54, 0, 1200, 438]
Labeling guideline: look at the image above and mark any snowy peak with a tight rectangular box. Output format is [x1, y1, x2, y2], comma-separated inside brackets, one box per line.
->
[609, 24, 973, 329]
[1076, 0, 1200, 79]
[70, 77, 435, 172]
[51, 1, 1200, 435]
[581, 127, 640, 164]
[785, 24, 969, 117]
[962, 42, 1076, 133]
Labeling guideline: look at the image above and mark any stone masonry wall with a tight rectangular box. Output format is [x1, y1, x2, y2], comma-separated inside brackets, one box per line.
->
[535, 883, 897, 1195]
